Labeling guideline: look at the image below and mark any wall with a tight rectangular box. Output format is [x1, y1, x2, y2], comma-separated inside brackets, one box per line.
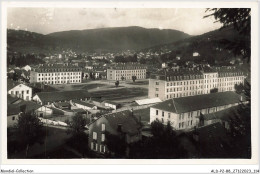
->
[8, 84, 32, 101]
[7, 114, 19, 128]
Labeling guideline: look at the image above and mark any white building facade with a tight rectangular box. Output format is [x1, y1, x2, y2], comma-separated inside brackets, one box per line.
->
[148, 67, 245, 101]
[8, 83, 32, 101]
[107, 63, 147, 80]
[30, 64, 82, 84]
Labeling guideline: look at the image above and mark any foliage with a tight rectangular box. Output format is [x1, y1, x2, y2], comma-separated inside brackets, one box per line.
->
[205, 8, 251, 62]
[115, 80, 119, 87]
[7, 53, 45, 67]
[234, 83, 244, 94]
[210, 88, 218, 93]
[66, 114, 87, 135]
[132, 76, 137, 83]
[129, 120, 179, 158]
[105, 131, 127, 158]
[15, 113, 44, 157]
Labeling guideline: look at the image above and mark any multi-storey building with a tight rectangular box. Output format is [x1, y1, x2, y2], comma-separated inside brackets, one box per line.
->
[30, 64, 82, 84]
[107, 63, 147, 80]
[150, 91, 246, 130]
[148, 66, 245, 101]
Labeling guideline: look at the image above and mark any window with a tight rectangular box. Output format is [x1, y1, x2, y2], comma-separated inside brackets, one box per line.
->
[91, 142, 94, 150]
[101, 134, 105, 142]
[168, 113, 171, 118]
[155, 82, 159, 85]
[93, 132, 97, 140]
[191, 120, 193, 126]
[179, 123, 181, 128]
[26, 90, 29, 94]
[182, 122, 184, 127]
[162, 112, 164, 117]
[179, 115, 181, 120]
[95, 144, 98, 151]
[102, 124, 105, 131]
[12, 116, 15, 120]
[156, 110, 158, 115]
[156, 88, 159, 91]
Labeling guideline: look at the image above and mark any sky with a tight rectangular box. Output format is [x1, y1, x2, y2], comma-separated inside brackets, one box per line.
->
[7, 8, 222, 35]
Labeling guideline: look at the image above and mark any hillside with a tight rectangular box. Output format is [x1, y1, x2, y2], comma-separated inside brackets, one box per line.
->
[141, 26, 242, 65]
[7, 26, 190, 53]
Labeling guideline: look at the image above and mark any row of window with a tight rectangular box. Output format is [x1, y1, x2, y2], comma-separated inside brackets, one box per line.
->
[35, 68, 81, 72]
[90, 142, 106, 153]
[10, 90, 30, 95]
[114, 69, 146, 73]
[38, 76, 80, 80]
[179, 120, 193, 128]
[37, 72, 81, 76]
[166, 90, 204, 99]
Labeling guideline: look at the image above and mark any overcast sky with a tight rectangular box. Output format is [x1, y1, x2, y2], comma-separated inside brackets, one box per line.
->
[7, 8, 222, 35]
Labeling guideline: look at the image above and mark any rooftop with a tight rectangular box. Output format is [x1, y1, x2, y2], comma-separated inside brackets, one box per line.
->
[152, 92, 245, 114]
[31, 63, 82, 72]
[73, 100, 96, 108]
[135, 98, 162, 106]
[35, 90, 91, 103]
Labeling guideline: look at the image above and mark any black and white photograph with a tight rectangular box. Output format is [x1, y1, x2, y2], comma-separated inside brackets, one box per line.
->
[0, 1, 259, 173]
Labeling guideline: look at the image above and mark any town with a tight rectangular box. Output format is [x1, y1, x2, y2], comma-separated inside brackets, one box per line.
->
[6, 8, 251, 159]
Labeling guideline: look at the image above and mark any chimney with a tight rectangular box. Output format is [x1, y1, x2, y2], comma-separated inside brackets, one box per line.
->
[117, 124, 122, 132]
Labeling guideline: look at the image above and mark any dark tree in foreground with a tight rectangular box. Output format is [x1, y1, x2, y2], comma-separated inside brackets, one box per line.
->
[205, 8, 251, 62]
[15, 113, 44, 157]
[129, 120, 179, 159]
[132, 76, 137, 83]
[66, 114, 87, 135]
[105, 131, 127, 158]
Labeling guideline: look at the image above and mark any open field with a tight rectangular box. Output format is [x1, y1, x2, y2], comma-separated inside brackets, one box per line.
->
[90, 87, 148, 102]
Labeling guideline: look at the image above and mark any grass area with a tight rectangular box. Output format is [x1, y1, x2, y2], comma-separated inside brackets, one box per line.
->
[90, 87, 148, 101]
[126, 81, 149, 85]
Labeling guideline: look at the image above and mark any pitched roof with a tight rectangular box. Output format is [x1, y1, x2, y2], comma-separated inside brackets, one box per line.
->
[35, 90, 91, 103]
[152, 92, 245, 114]
[104, 110, 141, 135]
[7, 94, 20, 105]
[7, 79, 21, 91]
[73, 100, 96, 108]
[90, 110, 141, 135]
[7, 101, 41, 116]
[201, 105, 241, 121]
[194, 122, 231, 158]
[135, 98, 162, 105]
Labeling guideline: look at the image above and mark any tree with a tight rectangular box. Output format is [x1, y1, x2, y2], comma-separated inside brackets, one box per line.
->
[66, 114, 87, 135]
[121, 76, 125, 81]
[210, 88, 218, 93]
[205, 8, 251, 62]
[235, 83, 244, 94]
[115, 80, 119, 87]
[15, 113, 44, 157]
[105, 131, 127, 157]
[132, 76, 137, 83]
[139, 57, 146, 64]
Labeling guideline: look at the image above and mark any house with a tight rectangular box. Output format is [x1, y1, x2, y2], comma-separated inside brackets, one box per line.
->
[7, 104, 21, 128]
[72, 100, 98, 110]
[88, 110, 142, 154]
[104, 101, 121, 110]
[22, 65, 31, 71]
[198, 105, 242, 130]
[7, 100, 41, 128]
[35, 106, 53, 118]
[150, 91, 246, 130]
[32, 90, 91, 105]
[7, 79, 32, 101]
[7, 94, 22, 105]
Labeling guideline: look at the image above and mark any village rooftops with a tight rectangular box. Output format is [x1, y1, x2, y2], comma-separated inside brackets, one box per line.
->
[31, 63, 82, 73]
[151, 91, 245, 114]
[34, 90, 91, 104]
[108, 63, 147, 70]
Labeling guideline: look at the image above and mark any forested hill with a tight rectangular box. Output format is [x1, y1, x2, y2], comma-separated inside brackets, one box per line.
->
[7, 26, 190, 53]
